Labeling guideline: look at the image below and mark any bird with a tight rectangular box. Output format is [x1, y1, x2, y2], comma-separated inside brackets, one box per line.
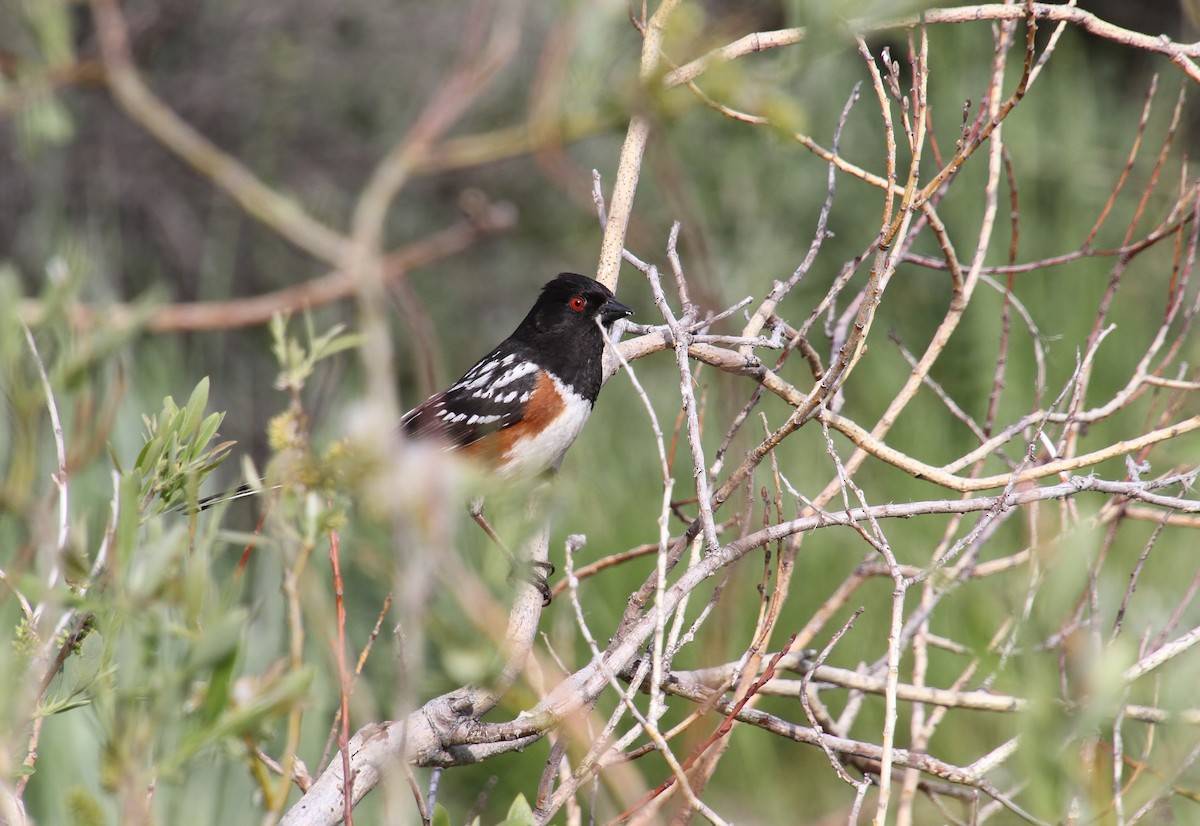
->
[400, 272, 633, 478]
[190, 273, 631, 517]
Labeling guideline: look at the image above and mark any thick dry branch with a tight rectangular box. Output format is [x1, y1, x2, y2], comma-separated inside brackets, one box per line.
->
[283, 467, 1197, 824]
[1124, 624, 1200, 683]
[281, 530, 549, 825]
[902, 198, 1196, 274]
[826, 411, 1200, 493]
[723, 474, 1200, 556]
[17, 205, 516, 333]
[660, 677, 1050, 824]
[671, 654, 1200, 724]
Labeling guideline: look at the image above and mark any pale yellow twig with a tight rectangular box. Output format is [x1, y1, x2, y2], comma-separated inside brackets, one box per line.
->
[595, 0, 681, 291]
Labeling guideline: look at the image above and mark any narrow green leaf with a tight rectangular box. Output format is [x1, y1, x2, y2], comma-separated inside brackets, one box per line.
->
[184, 609, 248, 675]
[180, 377, 210, 438]
[34, 696, 92, 717]
[431, 804, 453, 826]
[499, 794, 535, 826]
[116, 472, 141, 564]
[134, 436, 160, 473]
[170, 667, 313, 768]
[198, 650, 238, 728]
[192, 412, 224, 458]
[315, 332, 362, 360]
[107, 441, 124, 474]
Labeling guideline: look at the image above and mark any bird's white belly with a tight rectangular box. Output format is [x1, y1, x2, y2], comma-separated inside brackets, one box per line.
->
[498, 377, 593, 478]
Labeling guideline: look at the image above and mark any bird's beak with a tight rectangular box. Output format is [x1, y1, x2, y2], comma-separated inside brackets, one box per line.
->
[599, 297, 634, 325]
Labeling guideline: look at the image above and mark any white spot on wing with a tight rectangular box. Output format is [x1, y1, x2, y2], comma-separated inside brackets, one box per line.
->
[492, 361, 538, 389]
[461, 364, 498, 391]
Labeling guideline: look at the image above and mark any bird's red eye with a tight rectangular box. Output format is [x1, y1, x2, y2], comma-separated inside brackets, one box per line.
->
[568, 296, 586, 312]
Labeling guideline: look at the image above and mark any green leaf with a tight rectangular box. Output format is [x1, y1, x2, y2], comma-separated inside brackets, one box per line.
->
[34, 696, 92, 717]
[498, 794, 535, 826]
[22, 0, 76, 65]
[128, 525, 187, 600]
[431, 804, 453, 826]
[191, 412, 224, 461]
[134, 435, 162, 475]
[18, 95, 75, 153]
[310, 324, 361, 361]
[197, 445, 235, 474]
[107, 441, 124, 474]
[115, 471, 141, 565]
[269, 313, 289, 364]
[184, 609, 247, 675]
[170, 667, 313, 769]
[198, 649, 238, 728]
[180, 377, 210, 440]
[222, 667, 312, 731]
[65, 786, 107, 826]
[40, 627, 104, 716]
[160, 395, 180, 429]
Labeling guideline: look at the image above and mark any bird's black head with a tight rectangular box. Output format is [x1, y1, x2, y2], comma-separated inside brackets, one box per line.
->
[510, 273, 633, 401]
[516, 273, 633, 338]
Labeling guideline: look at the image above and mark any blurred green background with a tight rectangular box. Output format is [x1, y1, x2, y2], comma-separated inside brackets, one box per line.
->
[2, 0, 1199, 824]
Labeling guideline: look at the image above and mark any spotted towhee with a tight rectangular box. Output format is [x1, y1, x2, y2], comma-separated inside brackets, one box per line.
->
[401, 273, 633, 477]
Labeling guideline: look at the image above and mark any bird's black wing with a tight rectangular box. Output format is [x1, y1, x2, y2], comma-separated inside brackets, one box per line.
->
[400, 343, 540, 449]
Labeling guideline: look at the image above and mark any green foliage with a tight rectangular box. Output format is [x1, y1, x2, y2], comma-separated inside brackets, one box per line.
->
[270, 313, 361, 398]
[64, 787, 105, 826]
[496, 794, 536, 826]
[431, 803, 454, 826]
[39, 622, 102, 717]
[130, 378, 234, 514]
[18, 0, 75, 66]
[0, 295, 346, 821]
[6, 0, 76, 155]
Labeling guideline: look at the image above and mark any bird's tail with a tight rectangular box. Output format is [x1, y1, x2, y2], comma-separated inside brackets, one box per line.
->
[181, 482, 278, 513]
